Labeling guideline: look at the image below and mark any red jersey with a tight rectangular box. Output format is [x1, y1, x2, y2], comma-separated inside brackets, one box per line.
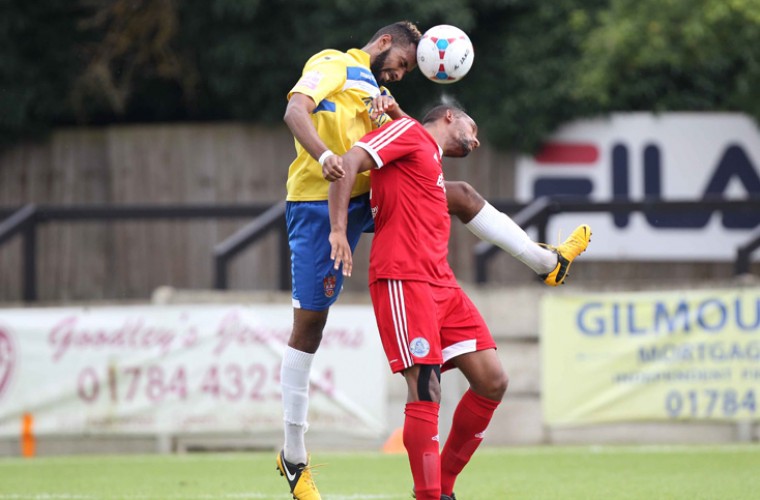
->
[355, 117, 457, 287]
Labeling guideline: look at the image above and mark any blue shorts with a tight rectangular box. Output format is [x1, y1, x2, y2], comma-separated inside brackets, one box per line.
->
[286, 194, 375, 311]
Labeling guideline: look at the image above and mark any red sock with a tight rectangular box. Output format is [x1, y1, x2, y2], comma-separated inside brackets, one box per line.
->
[403, 401, 441, 500]
[440, 389, 500, 496]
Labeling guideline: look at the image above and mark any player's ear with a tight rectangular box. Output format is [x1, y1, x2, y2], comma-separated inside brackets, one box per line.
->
[378, 34, 393, 51]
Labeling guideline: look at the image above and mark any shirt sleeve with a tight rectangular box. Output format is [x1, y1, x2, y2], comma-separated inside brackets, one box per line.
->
[354, 118, 419, 169]
[287, 52, 347, 105]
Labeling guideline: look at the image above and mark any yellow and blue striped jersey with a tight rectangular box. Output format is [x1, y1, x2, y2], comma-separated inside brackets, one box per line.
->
[286, 48, 393, 201]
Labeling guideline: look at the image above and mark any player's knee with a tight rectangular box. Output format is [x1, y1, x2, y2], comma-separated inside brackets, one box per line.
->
[407, 364, 442, 403]
[495, 371, 509, 400]
[444, 181, 485, 223]
[475, 371, 509, 402]
[491, 371, 509, 401]
[289, 309, 328, 353]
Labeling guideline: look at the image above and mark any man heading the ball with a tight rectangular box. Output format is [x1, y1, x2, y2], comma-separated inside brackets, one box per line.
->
[327, 104, 504, 500]
[278, 21, 590, 500]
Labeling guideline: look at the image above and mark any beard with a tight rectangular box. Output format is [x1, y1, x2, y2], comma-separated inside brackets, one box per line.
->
[451, 133, 475, 158]
[462, 142, 475, 156]
[370, 48, 391, 83]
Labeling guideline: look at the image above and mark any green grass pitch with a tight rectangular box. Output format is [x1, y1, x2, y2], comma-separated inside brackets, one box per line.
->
[1, 445, 759, 499]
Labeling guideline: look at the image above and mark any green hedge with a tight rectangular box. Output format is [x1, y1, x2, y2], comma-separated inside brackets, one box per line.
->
[1, 0, 759, 152]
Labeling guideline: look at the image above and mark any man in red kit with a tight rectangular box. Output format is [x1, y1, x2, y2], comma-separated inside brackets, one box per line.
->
[328, 104, 583, 499]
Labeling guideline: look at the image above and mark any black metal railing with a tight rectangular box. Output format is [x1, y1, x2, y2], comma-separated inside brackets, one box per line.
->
[2, 198, 758, 301]
[0, 203, 287, 302]
[212, 201, 288, 290]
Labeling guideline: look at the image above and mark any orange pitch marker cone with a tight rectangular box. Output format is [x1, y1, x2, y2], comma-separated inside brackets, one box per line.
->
[381, 426, 405, 454]
[21, 413, 35, 458]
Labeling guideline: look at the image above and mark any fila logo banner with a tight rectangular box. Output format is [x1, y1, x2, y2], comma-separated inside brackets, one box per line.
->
[517, 113, 760, 261]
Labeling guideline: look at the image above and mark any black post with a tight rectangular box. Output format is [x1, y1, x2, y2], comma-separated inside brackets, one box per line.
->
[537, 220, 548, 246]
[22, 223, 36, 302]
[214, 254, 228, 290]
[474, 250, 487, 284]
[735, 248, 750, 276]
[734, 229, 760, 276]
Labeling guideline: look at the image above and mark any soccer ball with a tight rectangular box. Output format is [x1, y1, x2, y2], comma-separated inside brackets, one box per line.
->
[416, 25, 474, 84]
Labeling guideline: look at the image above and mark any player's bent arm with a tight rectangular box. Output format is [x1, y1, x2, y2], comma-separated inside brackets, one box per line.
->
[283, 93, 321, 155]
[444, 180, 486, 223]
[284, 93, 345, 181]
[444, 181, 562, 275]
[328, 148, 374, 276]
[328, 174, 355, 276]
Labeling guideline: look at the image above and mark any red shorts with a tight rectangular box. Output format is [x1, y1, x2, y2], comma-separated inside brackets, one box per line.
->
[369, 279, 496, 373]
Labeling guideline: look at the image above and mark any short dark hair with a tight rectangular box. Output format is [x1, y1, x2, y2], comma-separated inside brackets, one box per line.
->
[421, 103, 468, 124]
[369, 21, 422, 47]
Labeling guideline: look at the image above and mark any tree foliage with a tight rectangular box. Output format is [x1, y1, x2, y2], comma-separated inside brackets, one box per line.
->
[0, 1, 86, 147]
[1, 0, 760, 152]
[574, 0, 760, 120]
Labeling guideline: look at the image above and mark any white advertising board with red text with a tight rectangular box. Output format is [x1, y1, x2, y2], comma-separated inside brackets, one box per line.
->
[0, 304, 386, 438]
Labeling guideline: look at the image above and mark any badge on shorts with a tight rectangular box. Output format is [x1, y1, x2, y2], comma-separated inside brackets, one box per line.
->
[323, 274, 337, 298]
[409, 337, 430, 358]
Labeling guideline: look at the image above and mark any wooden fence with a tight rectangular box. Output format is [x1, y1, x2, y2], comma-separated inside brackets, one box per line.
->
[0, 122, 520, 302]
[0, 122, 751, 303]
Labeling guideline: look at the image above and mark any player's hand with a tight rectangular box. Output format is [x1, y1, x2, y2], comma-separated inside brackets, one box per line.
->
[329, 230, 353, 276]
[370, 95, 400, 120]
[322, 154, 345, 182]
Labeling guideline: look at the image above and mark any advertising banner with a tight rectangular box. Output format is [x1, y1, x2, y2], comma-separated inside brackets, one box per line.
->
[0, 304, 386, 438]
[516, 113, 760, 261]
[542, 288, 760, 425]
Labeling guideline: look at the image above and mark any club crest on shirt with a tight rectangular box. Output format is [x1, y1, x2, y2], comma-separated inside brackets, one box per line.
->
[409, 337, 431, 358]
[323, 274, 337, 298]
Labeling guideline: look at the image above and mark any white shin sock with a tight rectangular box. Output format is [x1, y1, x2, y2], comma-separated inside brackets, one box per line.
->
[465, 202, 557, 275]
[281, 346, 314, 465]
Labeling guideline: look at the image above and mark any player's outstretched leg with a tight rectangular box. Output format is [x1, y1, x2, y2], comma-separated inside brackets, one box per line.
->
[541, 224, 592, 286]
[276, 450, 321, 500]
